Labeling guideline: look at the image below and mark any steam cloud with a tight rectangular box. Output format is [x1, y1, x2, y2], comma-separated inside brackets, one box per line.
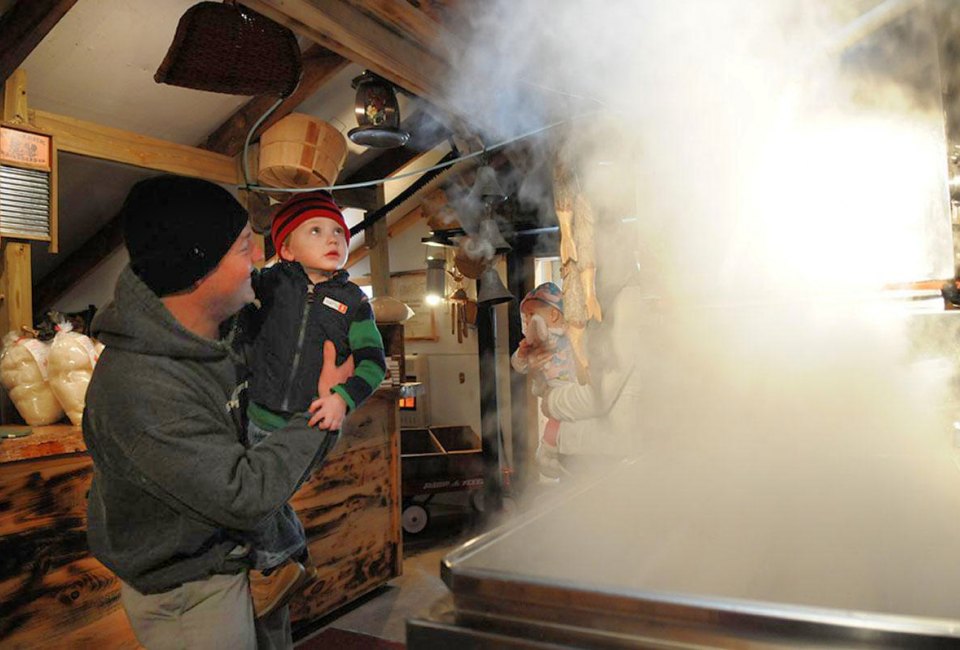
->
[439, 0, 960, 621]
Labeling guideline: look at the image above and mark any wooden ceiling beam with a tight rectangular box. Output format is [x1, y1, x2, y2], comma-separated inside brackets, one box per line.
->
[241, 0, 450, 102]
[0, 0, 78, 84]
[333, 187, 381, 212]
[29, 109, 238, 185]
[345, 0, 456, 59]
[198, 44, 348, 157]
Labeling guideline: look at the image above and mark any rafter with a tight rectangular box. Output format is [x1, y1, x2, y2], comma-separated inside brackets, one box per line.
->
[345, 0, 456, 59]
[241, 0, 450, 102]
[30, 109, 238, 184]
[0, 0, 77, 84]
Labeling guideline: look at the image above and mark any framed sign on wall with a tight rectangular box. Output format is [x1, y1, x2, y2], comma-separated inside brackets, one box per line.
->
[390, 270, 438, 341]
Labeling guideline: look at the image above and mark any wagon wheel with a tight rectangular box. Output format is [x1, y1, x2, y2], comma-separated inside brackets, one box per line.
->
[402, 503, 430, 534]
[469, 490, 485, 513]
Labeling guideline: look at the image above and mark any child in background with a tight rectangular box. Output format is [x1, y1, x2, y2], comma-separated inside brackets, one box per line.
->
[241, 190, 386, 616]
[511, 282, 575, 480]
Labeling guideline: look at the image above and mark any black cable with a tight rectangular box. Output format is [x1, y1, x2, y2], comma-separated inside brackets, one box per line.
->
[349, 150, 460, 238]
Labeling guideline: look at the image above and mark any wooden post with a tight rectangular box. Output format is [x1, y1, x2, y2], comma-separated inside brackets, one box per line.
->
[1, 69, 35, 332]
[476, 272, 503, 515]
[367, 185, 391, 297]
[2, 68, 29, 124]
[0, 243, 33, 334]
[0, 242, 32, 424]
[1, 70, 35, 424]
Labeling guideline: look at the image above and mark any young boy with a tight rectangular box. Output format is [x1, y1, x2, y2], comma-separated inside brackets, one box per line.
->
[511, 282, 575, 480]
[241, 190, 387, 616]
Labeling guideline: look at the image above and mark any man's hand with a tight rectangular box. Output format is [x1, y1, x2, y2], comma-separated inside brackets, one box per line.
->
[309, 392, 348, 430]
[317, 340, 354, 396]
[309, 341, 353, 429]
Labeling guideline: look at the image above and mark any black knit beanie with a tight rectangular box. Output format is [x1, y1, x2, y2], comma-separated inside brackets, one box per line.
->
[122, 175, 249, 297]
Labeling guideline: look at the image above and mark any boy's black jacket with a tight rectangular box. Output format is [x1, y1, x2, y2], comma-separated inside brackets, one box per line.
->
[241, 262, 369, 413]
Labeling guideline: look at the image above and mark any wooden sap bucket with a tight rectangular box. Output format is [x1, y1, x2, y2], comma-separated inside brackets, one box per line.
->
[258, 114, 347, 189]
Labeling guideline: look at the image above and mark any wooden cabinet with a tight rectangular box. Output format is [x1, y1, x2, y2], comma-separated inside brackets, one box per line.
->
[289, 387, 402, 625]
[288, 324, 405, 623]
[0, 438, 140, 649]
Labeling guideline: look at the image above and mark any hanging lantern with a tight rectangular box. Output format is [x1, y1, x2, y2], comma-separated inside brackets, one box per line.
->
[348, 72, 410, 148]
[425, 257, 447, 306]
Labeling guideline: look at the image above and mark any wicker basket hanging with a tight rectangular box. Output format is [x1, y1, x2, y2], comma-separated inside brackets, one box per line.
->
[257, 114, 348, 189]
[155, 2, 301, 97]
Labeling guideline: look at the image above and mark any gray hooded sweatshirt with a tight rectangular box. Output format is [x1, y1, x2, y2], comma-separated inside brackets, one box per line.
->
[83, 266, 333, 594]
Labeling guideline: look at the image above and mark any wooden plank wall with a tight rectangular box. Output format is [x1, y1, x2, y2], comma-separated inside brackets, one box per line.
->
[0, 360, 402, 648]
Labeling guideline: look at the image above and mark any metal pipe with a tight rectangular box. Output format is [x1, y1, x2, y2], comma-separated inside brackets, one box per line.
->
[506, 251, 529, 490]
[476, 272, 503, 515]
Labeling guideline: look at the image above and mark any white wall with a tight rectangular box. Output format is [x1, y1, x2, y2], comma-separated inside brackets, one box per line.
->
[354, 219, 514, 453]
[388, 220, 487, 438]
[51, 247, 129, 314]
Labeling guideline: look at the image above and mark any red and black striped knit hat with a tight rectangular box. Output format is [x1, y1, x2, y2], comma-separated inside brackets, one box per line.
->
[271, 190, 350, 258]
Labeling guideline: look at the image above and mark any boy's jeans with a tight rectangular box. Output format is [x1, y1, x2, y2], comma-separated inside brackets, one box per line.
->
[245, 419, 308, 570]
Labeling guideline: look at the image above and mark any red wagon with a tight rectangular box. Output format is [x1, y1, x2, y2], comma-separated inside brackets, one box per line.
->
[399, 425, 484, 534]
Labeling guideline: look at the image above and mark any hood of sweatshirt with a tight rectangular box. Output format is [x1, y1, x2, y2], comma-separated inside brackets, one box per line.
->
[91, 265, 233, 361]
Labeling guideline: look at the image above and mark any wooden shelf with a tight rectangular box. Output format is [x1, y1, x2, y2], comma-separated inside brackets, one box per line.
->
[0, 423, 84, 464]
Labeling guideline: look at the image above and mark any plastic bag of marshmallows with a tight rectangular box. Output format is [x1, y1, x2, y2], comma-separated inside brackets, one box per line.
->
[48, 321, 103, 426]
[0, 331, 64, 426]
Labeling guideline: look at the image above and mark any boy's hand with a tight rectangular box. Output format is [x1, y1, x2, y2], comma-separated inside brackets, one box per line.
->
[309, 392, 348, 430]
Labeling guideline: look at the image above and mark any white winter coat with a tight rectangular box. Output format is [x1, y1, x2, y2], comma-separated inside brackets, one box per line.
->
[543, 284, 664, 457]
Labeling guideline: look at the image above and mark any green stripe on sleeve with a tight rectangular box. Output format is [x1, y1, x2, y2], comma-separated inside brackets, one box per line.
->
[331, 385, 356, 411]
[247, 401, 288, 432]
[354, 359, 386, 392]
[348, 318, 383, 351]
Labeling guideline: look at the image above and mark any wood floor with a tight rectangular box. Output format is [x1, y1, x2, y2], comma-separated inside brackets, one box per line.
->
[295, 500, 477, 647]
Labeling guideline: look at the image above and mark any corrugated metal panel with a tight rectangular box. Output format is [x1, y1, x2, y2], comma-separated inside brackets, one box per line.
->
[0, 164, 51, 238]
